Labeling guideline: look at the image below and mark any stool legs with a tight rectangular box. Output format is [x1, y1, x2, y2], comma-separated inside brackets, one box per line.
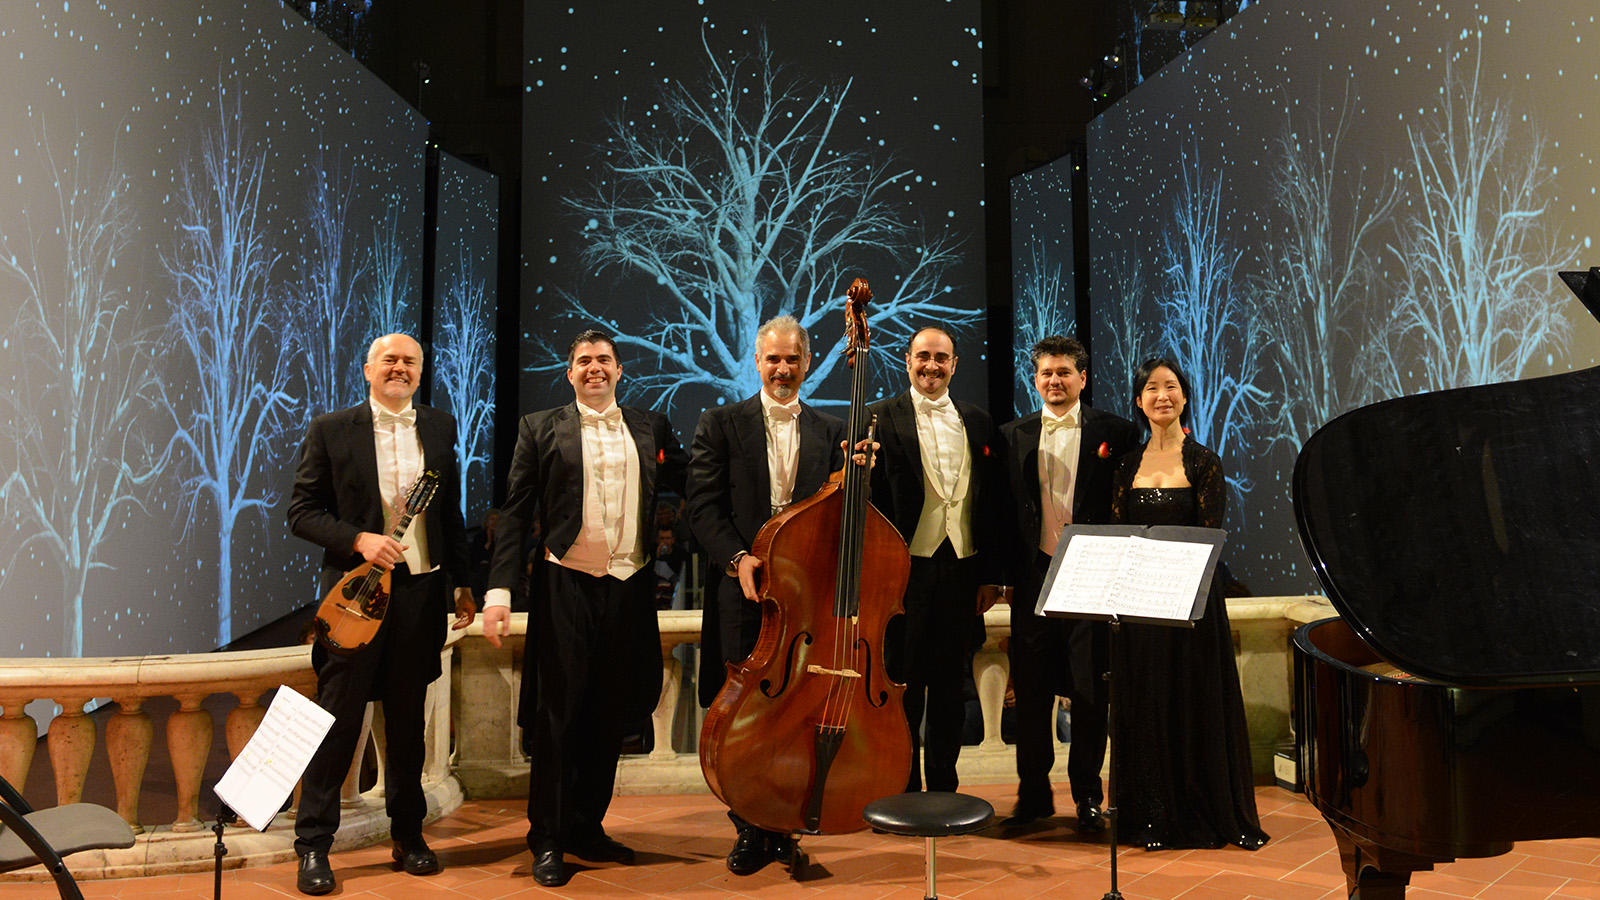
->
[925, 835, 937, 899]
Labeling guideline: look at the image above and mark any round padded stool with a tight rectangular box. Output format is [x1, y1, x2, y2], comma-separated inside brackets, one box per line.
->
[862, 791, 994, 900]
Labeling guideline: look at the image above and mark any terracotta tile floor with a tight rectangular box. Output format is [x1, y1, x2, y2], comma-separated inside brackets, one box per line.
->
[8, 783, 1600, 899]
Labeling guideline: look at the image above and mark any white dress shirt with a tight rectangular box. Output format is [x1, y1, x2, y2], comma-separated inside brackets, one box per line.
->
[908, 391, 974, 558]
[760, 391, 802, 514]
[371, 399, 432, 573]
[1037, 402, 1082, 555]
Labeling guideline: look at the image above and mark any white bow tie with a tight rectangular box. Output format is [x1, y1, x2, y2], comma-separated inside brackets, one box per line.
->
[919, 396, 952, 415]
[377, 408, 416, 427]
[766, 403, 800, 422]
[1043, 414, 1078, 434]
[582, 407, 624, 426]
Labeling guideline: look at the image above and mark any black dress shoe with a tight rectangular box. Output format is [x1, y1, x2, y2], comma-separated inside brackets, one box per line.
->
[726, 828, 776, 876]
[392, 836, 441, 875]
[1075, 803, 1107, 834]
[568, 833, 636, 864]
[533, 848, 570, 887]
[1000, 801, 1055, 827]
[296, 850, 335, 896]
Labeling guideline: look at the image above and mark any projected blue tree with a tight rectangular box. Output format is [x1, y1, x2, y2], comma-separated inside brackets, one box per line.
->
[161, 95, 297, 647]
[546, 34, 974, 409]
[361, 203, 414, 347]
[293, 153, 368, 415]
[1256, 92, 1400, 449]
[1012, 237, 1074, 415]
[1098, 245, 1154, 414]
[0, 133, 162, 657]
[1388, 56, 1574, 390]
[433, 247, 495, 517]
[1156, 153, 1266, 500]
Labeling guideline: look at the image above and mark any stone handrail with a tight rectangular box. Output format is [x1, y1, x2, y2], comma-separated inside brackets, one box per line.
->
[1, 595, 1334, 879]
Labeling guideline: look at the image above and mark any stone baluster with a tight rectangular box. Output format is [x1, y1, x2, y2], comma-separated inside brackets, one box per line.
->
[0, 702, 37, 789]
[650, 654, 682, 760]
[105, 697, 153, 832]
[368, 702, 389, 798]
[47, 697, 94, 806]
[167, 693, 212, 831]
[973, 646, 1009, 750]
[225, 689, 267, 761]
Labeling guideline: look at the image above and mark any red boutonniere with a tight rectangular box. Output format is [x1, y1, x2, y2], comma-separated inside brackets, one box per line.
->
[1182, 427, 1191, 435]
[981, 444, 990, 457]
[657, 448, 666, 463]
[1097, 442, 1111, 459]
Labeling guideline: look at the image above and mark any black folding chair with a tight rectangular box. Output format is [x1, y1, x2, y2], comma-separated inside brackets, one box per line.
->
[0, 774, 135, 900]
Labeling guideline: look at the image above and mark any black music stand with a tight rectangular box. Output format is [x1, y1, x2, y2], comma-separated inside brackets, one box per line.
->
[1037, 524, 1225, 900]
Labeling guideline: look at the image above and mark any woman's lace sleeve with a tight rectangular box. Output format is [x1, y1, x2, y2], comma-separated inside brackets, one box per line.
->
[1189, 443, 1227, 529]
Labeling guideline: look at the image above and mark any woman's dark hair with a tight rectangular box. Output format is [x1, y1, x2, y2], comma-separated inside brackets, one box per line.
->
[1130, 357, 1193, 430]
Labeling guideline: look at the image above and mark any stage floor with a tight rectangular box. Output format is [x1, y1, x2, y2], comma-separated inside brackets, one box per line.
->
[8, 782, 1600, 899]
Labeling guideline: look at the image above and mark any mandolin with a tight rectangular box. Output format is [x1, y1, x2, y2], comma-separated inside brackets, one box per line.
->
[313, 469, 440, 654]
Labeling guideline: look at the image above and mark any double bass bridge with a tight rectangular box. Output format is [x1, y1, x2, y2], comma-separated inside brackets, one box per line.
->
[805, 664, 861, 679]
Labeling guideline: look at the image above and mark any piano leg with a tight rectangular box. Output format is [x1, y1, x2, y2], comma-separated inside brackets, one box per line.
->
[1333, 828, 1438, 899]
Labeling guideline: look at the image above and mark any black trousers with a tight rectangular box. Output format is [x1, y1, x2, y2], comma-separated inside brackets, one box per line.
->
[886, 542, 980, 792]
[295, 568, 444, 856]
[1009, 551, 1108, 808]
[525, 563, 655, 852]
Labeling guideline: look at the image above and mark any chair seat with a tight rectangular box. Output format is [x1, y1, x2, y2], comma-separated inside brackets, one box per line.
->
[863, 791, 994, 838]
[0, 803, 136, 871]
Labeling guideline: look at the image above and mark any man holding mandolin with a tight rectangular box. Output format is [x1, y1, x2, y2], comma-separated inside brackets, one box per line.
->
[481, 329, 688, 888]
[287, 333, 477, 896]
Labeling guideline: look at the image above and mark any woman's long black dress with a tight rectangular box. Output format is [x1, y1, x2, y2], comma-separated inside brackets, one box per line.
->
[1108, 439, 1268, 851]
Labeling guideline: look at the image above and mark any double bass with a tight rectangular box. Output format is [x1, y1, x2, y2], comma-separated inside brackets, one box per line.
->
[699, 278, 913, 836]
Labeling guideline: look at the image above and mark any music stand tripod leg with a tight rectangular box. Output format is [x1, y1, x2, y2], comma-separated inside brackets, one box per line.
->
[1101, 617, 1123, 900]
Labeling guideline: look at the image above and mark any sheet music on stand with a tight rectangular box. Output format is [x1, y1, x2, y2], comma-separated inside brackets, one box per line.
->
[1036, 524, 1226, 626]
[213, 685, 334, 832]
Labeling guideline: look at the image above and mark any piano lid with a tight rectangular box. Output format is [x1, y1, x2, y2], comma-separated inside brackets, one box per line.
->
[1292, 271, 1600, 687]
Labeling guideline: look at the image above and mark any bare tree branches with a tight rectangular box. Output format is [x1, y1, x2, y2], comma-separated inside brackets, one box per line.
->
[160, 90, 296, 645]
[433, 246, 495, 517]
[550, 32, 973, 409]
[1387, 54, 1574, 391]
[0, 129, 161, 656]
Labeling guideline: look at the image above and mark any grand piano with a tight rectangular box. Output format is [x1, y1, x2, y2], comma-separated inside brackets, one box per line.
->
[1291, 271, 1600, 898]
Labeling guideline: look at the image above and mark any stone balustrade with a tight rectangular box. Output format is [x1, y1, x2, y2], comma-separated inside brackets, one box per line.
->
[0, 633, 464, 878]
[2, 596, 1333, 880]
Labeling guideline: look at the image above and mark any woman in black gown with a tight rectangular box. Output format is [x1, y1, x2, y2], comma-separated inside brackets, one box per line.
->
[1108, 358, 1268, 851]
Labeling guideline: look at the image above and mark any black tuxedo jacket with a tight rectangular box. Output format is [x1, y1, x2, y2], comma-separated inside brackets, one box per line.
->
[488, 402, 688, 727]
[287, 402, 470, 678]
[686, 394, 845, 705]
[998, 404, 1140, 584]
[866, 391, 1004, 585]
[288, 401, 470, 588]
[488, 403, 689, 593]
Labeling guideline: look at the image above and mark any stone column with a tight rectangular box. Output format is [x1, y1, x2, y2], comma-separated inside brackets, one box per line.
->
[167, 693, 213, 831]
[47, 697, 94, 806]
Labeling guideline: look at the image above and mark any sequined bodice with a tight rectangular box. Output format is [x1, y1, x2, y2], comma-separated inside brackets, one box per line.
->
[1124, 487, 1198, 527]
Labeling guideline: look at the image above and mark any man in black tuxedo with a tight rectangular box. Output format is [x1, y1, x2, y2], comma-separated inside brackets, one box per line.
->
[481, 329, 687, 887]
[867, 326, 1005, 793]
[999, 335, 1139, 832]
[287, 333, 476, 895]
[687, 314, 845, 876]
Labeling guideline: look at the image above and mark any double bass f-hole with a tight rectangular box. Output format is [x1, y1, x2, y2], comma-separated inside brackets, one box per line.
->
[760, 631, 814, 699]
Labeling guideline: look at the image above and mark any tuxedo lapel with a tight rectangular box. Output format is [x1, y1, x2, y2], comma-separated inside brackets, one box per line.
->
[1073, 408, 1104, 521]
[347, 404, 381, 514]
[732, 397, 770, 520]
[795, 402, 834, 492]
[1014, 414, 1042, 498]
[888, 393, 923, 485]
[623, 406, 658, 525]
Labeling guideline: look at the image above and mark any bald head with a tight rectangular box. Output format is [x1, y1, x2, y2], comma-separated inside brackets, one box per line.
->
[364, 333, 424, 412]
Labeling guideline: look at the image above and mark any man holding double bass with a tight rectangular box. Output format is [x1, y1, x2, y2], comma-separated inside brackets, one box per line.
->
[687, 314, 846, 876]
[287, 333, 476, 896]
